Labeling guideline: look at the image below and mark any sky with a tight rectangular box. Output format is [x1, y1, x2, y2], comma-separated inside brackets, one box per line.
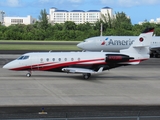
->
[1, 0, 160, 24]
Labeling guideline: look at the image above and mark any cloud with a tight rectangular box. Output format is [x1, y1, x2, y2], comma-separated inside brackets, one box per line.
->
[100, 0, 160, 7]
[38, 0, 65, 5]
[142, 0, 160, 4]
[67, 0, 83, 3]
[39, 0, 50, 3]
[118, 0, 160, 6]
[0, 0, 24, 7]
[38, 0, 83, 4]
[6, 0, 21, 7]
[37, 0, 85, 10]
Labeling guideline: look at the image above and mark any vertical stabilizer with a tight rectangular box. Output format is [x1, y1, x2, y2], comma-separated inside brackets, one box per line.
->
[120, 28, 154, 60]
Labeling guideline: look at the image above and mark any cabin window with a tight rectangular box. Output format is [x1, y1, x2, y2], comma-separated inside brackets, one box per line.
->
[78, 58, 80, 61]
[64, 58, 67, 61]
[71, 58, 74, 61]
[46, 58, 49, 62]
[52, 58, 55, 61]
[59, 58, 61, 61]
[40, 58, 43, 62]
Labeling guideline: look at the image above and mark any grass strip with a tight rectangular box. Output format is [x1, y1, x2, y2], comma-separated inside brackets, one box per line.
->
[0, 44, 81, 50]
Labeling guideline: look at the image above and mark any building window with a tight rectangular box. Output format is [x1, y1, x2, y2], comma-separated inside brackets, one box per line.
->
[11, 19, 23, 24]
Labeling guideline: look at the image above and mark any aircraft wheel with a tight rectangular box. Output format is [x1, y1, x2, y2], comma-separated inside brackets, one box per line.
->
[26, 73, 31, 77]
[150, 53, 154, 58]
[155, 54, 160, 58]
[83, 73, 91, 79]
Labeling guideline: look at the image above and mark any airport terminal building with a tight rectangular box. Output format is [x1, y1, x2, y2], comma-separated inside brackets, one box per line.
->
[49, 6, 114, 24]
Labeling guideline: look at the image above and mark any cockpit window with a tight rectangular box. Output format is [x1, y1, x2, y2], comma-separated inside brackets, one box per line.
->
[83, 39, 88, 42]
[17, 56, 24, 60]
[23, 56, 29, 60]
[17, 56, 29, 60]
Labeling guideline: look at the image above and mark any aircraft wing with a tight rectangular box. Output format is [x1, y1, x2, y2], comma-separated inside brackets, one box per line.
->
[150, 46, 160, 50]
[62, 67, 103, 74]
[150, 47, 160, 55]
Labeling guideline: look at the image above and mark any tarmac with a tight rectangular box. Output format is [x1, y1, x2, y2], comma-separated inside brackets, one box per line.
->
[0, 54, 160, 119]
[0, 55, 160, 106]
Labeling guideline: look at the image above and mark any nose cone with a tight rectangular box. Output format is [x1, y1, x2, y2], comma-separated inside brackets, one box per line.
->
[3, 60, 17, 70]
[77, 42, 84, 49]
[77, 41, 93, 51]
[3, 63, 11, 69]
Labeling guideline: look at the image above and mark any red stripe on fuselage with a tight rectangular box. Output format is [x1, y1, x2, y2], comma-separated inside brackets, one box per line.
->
[10, 58, 105, 71]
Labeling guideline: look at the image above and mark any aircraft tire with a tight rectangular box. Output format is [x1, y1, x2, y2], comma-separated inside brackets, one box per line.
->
[26, 73, 31, 77]
[155, 54, 160, 58]
[150, 53, 154, 58]
[83, 73, 91, 79]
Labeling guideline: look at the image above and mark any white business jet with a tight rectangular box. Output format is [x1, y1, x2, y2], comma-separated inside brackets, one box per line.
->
[3, 28, 154, 79]
[77, 35, 160, 58]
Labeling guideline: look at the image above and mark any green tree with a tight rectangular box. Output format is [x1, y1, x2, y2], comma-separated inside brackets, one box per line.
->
[53, 23, 63, 31]
[112, 12, 132, 30]
[38, 9, 49, 31]
[63, 21, 76, 30]
[0, 25, 7, 39]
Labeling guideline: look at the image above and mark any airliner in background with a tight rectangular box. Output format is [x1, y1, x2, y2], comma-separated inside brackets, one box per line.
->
[3, 28, 154, 79]
[77, 36, 160, 58]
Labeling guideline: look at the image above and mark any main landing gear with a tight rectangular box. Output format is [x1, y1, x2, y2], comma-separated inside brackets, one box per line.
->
[26, 71, 32, 77]
[83, 73, 91, 79]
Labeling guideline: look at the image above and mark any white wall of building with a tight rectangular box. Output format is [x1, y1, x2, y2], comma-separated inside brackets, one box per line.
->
[84, 11, 100, 23]
[4, 15, 36, 26]
[156, 18, 160, 24]
[139, 18, 160, 25]
[49, 7, 113, 24]
[69, 11, 85, 24]
[101, 7, 113, 17]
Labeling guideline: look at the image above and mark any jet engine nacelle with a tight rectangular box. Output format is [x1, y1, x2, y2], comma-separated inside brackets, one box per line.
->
[105, 54, 134, 63]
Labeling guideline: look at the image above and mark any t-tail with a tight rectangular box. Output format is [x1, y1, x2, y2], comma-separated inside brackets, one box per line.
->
[120, 28, 154, 64]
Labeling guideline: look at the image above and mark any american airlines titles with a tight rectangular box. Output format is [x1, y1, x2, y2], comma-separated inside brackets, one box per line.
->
[107, 39, 134, 46]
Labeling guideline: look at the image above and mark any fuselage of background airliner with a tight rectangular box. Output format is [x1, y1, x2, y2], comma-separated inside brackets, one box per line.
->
[77, 36, 160, 57]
